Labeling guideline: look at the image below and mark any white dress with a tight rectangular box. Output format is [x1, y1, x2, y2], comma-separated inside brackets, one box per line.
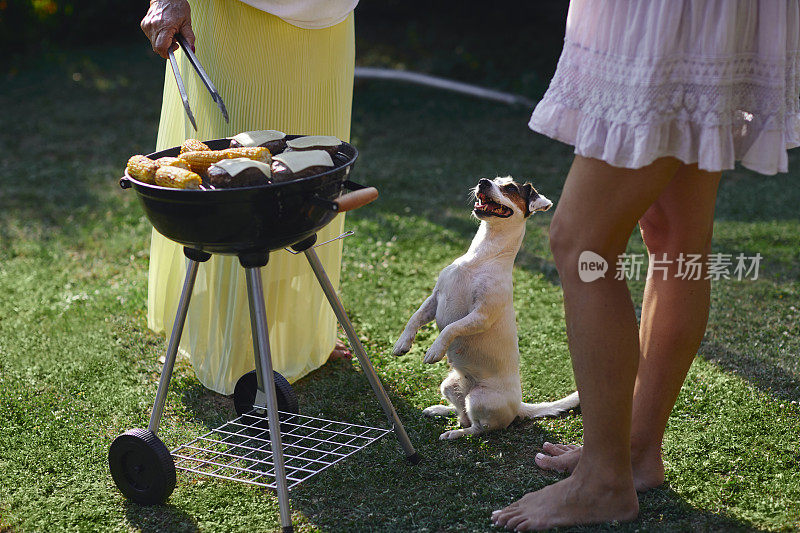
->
[530, 0, 800, 175]
[235, 0, 358, 29]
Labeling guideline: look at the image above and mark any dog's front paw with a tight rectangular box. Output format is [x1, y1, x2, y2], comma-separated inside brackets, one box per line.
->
[392, 335, 413, 356]
[423, 346, 445, 364]
[423, 338, 447, 363]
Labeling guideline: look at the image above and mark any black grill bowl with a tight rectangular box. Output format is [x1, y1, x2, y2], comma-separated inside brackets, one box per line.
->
[120, 138, 358, 255]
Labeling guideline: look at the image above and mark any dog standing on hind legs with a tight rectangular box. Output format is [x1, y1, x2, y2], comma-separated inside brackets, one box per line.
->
[393, 177, 579, 440]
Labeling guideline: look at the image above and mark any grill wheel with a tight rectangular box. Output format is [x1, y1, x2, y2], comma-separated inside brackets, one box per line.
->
[108, 428, 176, 505]
[233, 370, 298, 417]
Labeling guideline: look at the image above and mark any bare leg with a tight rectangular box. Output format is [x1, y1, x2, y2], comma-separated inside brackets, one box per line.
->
[631, 164, 721, 488]
[493, 155, 680, 530]
[534, 165, 721, 492]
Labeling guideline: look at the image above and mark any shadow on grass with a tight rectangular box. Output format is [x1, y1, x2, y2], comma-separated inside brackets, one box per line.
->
[168, 354, 582, 531]
[633, 484, 771, 533]
[284, 361, 587, 532]
[175, 379, 237, 430]
[0, 44, 163, 252]
[123, 501, 199, 533]
[702, 341, 800, 403]
[287, 435, 769, 533]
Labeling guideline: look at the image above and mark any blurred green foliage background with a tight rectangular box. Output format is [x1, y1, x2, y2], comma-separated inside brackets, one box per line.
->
[0, 0, 144, 69]
[1, 0, 569, 99]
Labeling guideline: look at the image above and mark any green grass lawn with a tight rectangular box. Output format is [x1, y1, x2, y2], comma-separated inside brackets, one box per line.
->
[1, 44, 799, 532]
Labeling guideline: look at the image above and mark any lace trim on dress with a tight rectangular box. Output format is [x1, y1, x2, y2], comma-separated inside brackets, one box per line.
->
[530, 39, 800, 175]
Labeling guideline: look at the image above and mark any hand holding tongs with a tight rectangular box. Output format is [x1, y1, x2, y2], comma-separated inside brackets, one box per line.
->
[168, 33, 229, 130]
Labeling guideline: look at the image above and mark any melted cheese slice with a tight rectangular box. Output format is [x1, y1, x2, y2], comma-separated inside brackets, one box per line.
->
[231, 130, 286, 147]
[272, 150, 334, 173]
[213, 158, 272, 178]
[286, 135, 341, 150]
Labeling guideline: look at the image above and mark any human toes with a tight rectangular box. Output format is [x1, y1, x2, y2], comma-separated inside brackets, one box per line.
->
[493, 504, 536, 531]
[491, 502, 521, 529]
[542, 442, 580, 455]
[534, 452, 574, 473]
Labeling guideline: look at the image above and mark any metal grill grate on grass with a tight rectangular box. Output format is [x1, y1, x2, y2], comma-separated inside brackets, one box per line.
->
[171, 411, 392, 489]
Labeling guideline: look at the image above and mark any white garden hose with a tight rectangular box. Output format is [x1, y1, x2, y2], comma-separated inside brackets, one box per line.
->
[354, 66, 536, 108]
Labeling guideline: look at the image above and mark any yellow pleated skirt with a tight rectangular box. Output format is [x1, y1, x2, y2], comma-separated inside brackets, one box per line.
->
[147, 0, 355, 394]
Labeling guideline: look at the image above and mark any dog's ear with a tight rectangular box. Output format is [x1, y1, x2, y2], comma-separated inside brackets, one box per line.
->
[522, 183, 553, 216]
[531, 194, 553, 213]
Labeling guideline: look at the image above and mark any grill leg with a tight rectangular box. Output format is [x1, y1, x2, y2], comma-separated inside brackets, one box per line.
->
[148, 257, 202, 434]
[303, 248, 419, 464]
[244, 267, 293, 532]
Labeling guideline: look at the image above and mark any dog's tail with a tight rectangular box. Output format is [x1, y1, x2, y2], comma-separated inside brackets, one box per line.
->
[517, 391, 579, 419]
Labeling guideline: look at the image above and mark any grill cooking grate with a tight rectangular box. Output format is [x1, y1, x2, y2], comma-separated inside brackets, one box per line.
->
[171, 410, 392, 489]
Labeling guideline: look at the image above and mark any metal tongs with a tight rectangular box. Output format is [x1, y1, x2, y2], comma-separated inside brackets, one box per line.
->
[167, 33, 229, 130]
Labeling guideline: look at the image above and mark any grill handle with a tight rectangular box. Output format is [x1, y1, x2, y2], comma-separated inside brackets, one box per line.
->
[120, 175, 132, 189]
[311, 180, 378, 213]
[335, 186, 378, 212]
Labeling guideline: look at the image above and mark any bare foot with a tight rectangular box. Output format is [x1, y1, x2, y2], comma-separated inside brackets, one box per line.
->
[491, 472, 638, 531]
[328, 338, 352, 361]
[535, 442, 664, 492]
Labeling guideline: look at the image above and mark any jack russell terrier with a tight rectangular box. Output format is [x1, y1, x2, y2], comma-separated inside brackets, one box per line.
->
[393, 177, 579, 440]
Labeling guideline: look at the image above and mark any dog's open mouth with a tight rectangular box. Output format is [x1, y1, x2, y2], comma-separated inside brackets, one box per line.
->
[474, 193, 512, 218]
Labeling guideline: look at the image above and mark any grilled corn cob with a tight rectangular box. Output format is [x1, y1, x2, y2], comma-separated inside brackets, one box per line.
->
[180, 138, 211, 154]
[154, 156, 191, 170]
[126, 155, 158, 184]
[155, 166, 203, 189]
[178, 150, 234, 174]
[179, 147, 272, 175]
[223, 146, 272, 164]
